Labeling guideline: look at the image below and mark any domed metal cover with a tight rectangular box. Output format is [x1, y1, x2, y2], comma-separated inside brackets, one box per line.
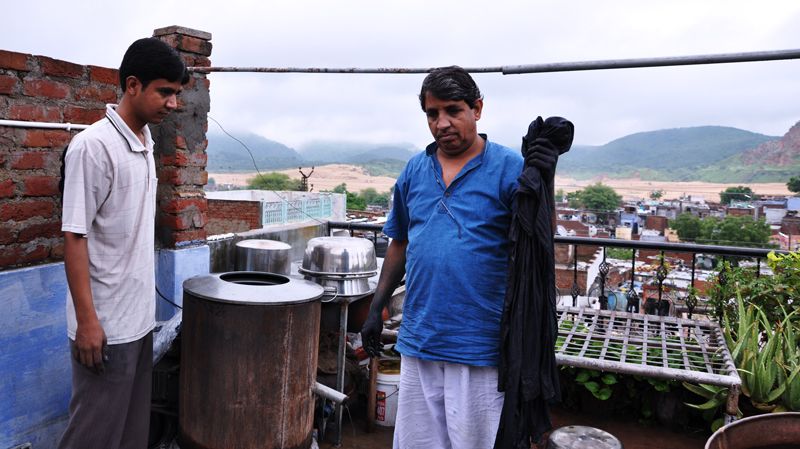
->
[301, 236, 378, 278]
[183, 271, 324, 305]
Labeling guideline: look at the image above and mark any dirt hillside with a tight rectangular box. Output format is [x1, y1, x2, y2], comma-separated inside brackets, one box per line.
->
[210, 164, 792, 200]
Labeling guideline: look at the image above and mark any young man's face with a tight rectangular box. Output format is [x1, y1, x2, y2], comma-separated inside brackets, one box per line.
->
[127, 77, 183, 125]
[423, 92, 482, 158]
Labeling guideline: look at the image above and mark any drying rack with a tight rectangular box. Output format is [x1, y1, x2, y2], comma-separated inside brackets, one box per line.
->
[555, 306, 741, 421]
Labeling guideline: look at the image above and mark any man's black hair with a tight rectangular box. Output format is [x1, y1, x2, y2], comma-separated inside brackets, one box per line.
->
[118, 37, 190, 90]
[418, 66, 482, 111]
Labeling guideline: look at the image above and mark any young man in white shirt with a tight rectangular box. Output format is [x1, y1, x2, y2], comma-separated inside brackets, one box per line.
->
[58, 37, 188, 449]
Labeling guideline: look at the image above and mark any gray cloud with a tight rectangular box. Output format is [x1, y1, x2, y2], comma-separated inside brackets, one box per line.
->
[2, 0, 799, 149]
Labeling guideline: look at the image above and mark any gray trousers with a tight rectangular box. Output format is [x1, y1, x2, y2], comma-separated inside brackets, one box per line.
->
[58, 332, 153, 449]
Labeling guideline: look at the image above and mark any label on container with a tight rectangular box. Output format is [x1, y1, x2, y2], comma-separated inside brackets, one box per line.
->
[376, 391, 386, 421]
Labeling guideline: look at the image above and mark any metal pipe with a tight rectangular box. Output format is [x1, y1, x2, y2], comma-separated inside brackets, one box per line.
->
[188, 49, 800, 75]
[0, 119, 89, 131]
[327, 222, 792, 258]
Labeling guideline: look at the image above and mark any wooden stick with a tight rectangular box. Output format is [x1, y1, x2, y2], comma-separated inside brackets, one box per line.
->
[366, 357, 378, 432]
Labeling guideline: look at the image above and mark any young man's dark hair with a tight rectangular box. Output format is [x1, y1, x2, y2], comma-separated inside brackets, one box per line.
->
[418, 66, 483, 111]
[118, 37, 190, 90]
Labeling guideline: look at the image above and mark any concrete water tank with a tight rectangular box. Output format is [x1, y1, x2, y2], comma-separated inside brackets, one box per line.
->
[179, 272, 324, 449]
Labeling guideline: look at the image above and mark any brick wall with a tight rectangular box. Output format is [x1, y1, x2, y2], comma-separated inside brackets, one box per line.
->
[152, 26, 211, 248]
[0, 50, 117, 269]
[206, 199, 261, 235]
[0, 26, 212, 270]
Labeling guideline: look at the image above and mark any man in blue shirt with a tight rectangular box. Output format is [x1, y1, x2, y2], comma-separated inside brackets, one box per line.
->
[361, 66, 559, 449]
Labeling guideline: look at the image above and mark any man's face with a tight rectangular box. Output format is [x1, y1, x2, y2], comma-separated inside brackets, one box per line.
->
[127, 77, 183, 125]
[424, 92, 482, 157]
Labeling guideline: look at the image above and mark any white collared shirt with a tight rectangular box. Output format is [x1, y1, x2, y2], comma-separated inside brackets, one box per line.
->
[61, 104, 156, 344]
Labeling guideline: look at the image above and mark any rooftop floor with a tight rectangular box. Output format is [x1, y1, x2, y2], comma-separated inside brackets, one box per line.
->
[318, 404, 710, 449]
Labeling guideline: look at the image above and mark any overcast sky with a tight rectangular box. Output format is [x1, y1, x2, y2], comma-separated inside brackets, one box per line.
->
[3, 0, 800, 149]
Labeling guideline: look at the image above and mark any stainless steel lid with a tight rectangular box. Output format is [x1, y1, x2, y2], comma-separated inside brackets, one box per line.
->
[235, 239, 291, 251]
[300, 236, 378, 278]
[183, 271, 324, 305]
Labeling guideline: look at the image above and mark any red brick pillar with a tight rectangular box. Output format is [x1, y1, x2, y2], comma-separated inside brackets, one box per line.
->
[151, 26, 211, 248]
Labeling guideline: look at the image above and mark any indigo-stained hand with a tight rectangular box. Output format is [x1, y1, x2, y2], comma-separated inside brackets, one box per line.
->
[521, 116, 575, 182]
[360, 310, 383, 358]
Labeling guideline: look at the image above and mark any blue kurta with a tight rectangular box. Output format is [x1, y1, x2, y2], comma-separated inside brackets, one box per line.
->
[384, 137, 524, 366]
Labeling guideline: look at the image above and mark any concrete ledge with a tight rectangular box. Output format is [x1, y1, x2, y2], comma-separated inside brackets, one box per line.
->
[153, 25, 212, 40]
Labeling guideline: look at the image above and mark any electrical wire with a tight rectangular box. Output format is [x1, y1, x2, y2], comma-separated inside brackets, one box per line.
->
[207, 115, 330, 226]
[156, 285, 183, 310]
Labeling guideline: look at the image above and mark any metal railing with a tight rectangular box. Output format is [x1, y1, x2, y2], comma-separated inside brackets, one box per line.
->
[262, 195, 333, 226]
[326, 221, 791, 319]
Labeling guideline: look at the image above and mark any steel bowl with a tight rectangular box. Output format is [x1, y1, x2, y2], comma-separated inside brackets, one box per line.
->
[300, 237, 377, 297]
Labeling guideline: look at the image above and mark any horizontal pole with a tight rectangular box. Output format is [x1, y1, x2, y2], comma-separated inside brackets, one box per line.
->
[327, 221, 788, 258]
[189, 49, 800, 75]
[0, 119, 89, 131]
[554, 235, 790, 258]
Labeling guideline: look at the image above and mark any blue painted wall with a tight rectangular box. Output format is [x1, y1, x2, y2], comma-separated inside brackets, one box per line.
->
[0, 262, 71, 449]
[1, 245, 210, 448]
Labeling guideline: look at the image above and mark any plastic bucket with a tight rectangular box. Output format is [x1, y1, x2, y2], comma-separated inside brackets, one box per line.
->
[375, 359, 401, 427]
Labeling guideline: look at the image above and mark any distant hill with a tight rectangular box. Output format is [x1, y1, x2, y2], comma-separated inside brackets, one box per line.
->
[207, 123, 800, 183]
[207, 133, 420, 174]
[206, 132, 303, 172]
[297, 140, 419, 164]
[558, 126, 780, 181]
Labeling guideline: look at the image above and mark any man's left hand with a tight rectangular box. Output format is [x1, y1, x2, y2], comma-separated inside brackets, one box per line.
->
[523, 137, 559, 181]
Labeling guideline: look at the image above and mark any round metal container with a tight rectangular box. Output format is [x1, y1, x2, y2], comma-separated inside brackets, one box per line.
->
[179, 272, 324, 449]
[705, 412, 800, 449]
[300, 237, 377, 297]
[235, 239, 291, 275]
[548, 425, 623, 449]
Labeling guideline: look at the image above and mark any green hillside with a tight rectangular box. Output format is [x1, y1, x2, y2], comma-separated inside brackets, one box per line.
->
[558, 126, 779, 181]
[207, 132, 302, 172]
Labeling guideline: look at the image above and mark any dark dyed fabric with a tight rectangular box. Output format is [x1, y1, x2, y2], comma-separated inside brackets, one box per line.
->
[494, 117, 574, 449]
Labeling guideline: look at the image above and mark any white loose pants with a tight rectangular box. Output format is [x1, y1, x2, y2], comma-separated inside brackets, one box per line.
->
[393, 356, 504, 449]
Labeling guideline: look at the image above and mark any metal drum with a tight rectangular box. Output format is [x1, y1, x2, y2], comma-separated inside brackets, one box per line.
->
[235, 239, 292, 275]
[179, 271, 324, 449]
[705, 412, 800, 449]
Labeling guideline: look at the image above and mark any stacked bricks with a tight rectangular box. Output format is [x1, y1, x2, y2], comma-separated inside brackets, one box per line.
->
[151, 26, 212, 248]
[0, 49, 119, 269]
[205, 199, 261, 236]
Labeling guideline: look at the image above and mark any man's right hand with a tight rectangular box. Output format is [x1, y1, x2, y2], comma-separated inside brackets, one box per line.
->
[360, 310, 384, 358]
[74, 318, 107, 374]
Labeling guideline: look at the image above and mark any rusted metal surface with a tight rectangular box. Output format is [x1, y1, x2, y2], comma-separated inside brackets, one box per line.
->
[179, 277, 322, 449]
[556, 306, 741, 420]
[366, 357, 379, 433]
[188, 49, 800, 75]
[705, 412, 800, 449]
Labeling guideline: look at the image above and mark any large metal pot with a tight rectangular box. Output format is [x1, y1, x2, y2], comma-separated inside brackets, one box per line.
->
[299, 236, 377, 297]
[235, 239, 291, 275]
[179, 272, 324, 449]
[705, 412, 800, 449]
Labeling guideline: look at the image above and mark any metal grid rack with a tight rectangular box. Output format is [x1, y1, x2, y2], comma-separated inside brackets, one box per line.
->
[555, 306, 741, 419]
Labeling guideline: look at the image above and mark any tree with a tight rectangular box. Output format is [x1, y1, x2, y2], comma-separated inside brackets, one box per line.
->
[331, 183, 348, 194]
[569, 183, 621, 212]
[346, 191, 366, 210]
[555, 188, 566, 203]
[719, 186, 757, 204]
[360, 188, 389, 207]
[671, 213, 772, 248]
[248, 172, 302, 191]
[788, 176, 800, 195]
[670, 212, 702, 242]
[650, 189, 664, 201]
